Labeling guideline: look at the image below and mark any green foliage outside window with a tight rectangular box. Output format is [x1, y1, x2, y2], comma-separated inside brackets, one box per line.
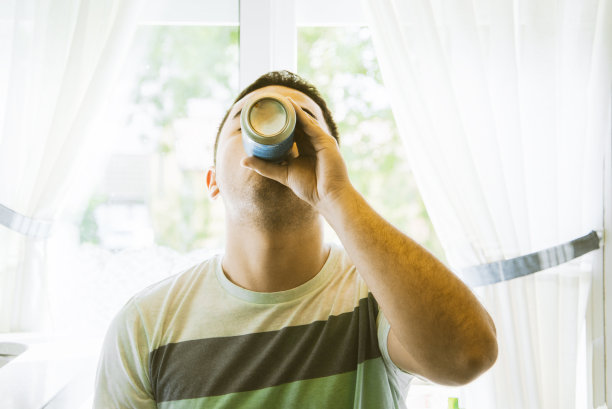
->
[298, 27, 445, 261]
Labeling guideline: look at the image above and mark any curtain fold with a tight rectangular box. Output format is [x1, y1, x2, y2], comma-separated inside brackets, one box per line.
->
[0, 0, 144, 332]
[362, 0, 611, 407]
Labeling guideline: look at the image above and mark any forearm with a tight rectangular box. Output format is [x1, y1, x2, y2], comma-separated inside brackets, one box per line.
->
[319, 184, 497, 380]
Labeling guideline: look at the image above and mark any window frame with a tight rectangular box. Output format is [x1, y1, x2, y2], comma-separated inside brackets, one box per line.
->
[603, 93, 611, 407]
[139, 0, 365, 89]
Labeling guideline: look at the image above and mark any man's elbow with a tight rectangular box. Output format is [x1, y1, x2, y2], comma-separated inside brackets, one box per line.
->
[451, 333, 499, 386]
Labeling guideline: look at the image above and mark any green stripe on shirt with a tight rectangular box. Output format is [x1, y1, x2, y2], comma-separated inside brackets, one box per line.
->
[157, 358, 396, 409]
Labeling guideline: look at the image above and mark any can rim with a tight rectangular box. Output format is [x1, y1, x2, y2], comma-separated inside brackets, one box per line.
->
[248, 97, 288, 137]
[241, 93, 296, 145]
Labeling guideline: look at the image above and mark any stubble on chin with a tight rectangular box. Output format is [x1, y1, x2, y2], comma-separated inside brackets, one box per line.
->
[227, 177, 318, 232]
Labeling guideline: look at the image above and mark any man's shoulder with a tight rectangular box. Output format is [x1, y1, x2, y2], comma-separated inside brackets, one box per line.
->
[130, 252, 220, 309]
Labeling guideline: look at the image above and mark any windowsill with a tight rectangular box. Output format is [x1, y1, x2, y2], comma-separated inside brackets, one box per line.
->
[0, 332, 102, 409]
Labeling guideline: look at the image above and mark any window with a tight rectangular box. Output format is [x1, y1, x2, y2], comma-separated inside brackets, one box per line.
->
[49, 22, 238, 336]
[79, 26, 237, 253]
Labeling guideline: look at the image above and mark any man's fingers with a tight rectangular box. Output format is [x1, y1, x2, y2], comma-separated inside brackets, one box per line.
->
[241, 157, 289, 185]
[287, 97, 336, 151]
[288, 97, 318, 132]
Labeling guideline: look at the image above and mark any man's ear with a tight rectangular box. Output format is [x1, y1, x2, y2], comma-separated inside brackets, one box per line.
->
[206, 166, 220, 200]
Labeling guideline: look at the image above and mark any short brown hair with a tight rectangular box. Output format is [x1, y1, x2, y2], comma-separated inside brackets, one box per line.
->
[213, 70, 339, 165]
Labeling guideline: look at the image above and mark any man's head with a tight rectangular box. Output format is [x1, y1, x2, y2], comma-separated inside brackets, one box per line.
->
[213, 70, 339, 166]
[206, 71, 339, 232]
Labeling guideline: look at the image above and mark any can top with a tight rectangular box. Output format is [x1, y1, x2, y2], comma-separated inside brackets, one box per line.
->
[241, 93, 296, 145]
[249, 98, 287, 136]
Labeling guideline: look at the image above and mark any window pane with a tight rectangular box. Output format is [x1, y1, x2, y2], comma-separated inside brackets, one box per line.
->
[298, 26, 446, 262]
[85, 25, 238, 253]
[49, 24, 238, 336]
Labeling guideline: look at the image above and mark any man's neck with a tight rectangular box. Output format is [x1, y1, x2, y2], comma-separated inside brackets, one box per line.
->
[221, 218, 329, 293]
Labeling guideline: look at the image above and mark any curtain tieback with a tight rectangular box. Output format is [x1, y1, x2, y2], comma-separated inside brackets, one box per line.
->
[0, 203, 54, 239]
[460, 230, 603, 287]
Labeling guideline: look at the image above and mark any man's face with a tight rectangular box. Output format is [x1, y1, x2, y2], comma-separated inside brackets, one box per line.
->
[208, 85, 330, 231]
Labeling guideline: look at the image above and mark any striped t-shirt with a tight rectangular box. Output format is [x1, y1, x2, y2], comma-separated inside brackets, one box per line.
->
[94, 243, 413, 408]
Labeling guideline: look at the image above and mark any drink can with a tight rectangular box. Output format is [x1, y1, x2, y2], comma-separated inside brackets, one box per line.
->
[241, 92, 296, 162]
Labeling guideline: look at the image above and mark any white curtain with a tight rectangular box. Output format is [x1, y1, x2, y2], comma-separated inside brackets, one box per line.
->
[362, 0, 611, 408]
[0, 0, 144, 332]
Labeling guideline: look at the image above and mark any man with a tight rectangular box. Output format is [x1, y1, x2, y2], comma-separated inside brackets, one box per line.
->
[94, 71, 497, 408]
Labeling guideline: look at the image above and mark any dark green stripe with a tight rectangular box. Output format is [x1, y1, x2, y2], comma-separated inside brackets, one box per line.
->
[157, 358, 395, 409]
[149, 294, 380, 402]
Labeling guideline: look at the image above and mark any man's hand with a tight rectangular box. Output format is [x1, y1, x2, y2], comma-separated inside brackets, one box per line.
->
[240, 97, 352, 211]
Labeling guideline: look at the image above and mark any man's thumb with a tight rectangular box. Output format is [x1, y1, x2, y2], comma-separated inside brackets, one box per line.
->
[241, 157, 289, 186]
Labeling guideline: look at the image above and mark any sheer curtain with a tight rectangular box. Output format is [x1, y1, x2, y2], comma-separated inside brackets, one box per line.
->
[0, 0, 144, 332]
[362, 0, 611, 408]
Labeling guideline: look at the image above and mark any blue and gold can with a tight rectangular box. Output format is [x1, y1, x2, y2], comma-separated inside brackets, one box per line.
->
[241, 93, 296, 162]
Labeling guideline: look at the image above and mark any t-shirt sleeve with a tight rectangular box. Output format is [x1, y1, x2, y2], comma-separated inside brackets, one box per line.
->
[376, 309, 415, 396]
[94, 297, 156, 409]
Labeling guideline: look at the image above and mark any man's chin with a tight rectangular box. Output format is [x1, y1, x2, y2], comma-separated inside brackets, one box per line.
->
[240, 180, 317, 231]
[249, 174, 295, 198]
[252, 188, 305, 214]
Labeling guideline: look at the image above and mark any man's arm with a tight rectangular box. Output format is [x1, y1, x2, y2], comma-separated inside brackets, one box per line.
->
[241, 97, 498, 385]
[318, 185, 498, 385]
